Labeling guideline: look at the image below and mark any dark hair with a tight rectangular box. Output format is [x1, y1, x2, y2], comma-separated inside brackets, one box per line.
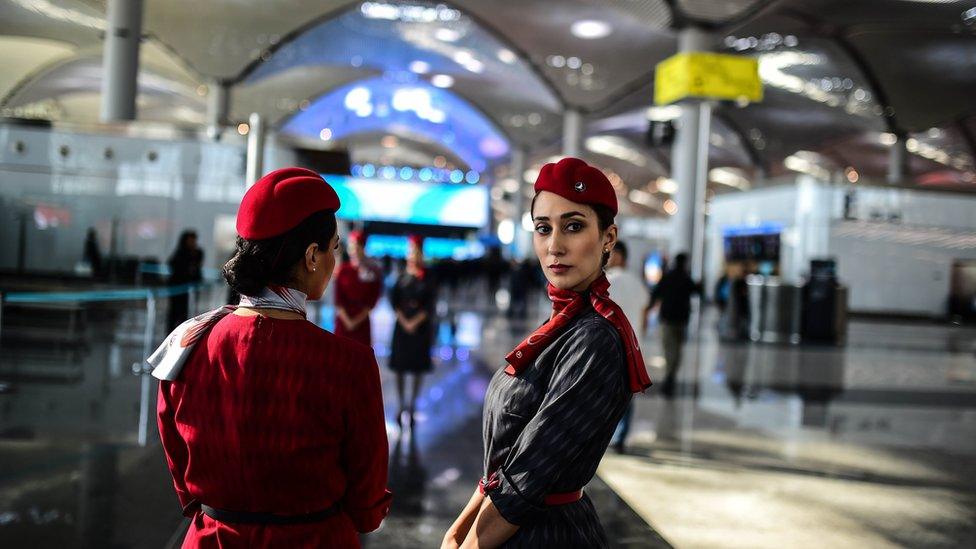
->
[529, 193, 616, 267]
[674, 252, 689, 271]
[222, 210, 337, 296]
[613, 240, 628, 262]
[177, 230, 198, 249]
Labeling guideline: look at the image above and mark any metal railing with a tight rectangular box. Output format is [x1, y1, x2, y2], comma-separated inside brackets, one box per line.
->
[0, 280, 225, 446]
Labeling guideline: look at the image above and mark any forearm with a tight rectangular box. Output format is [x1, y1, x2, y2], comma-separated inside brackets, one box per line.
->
[443, 489, 485, 548]
[460, 499, 519, 549]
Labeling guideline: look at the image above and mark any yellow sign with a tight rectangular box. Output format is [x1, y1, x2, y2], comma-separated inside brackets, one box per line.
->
[654, 52, 763, 105]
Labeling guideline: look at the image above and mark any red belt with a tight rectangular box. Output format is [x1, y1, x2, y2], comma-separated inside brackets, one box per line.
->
[478, 475, 583, 506]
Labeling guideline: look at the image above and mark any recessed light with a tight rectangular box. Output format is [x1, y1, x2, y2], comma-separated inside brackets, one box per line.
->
[497, 48, 517, 64]
[319, 128, 333, 140]
[409, 60, 431, 74]
[435, 28, 461, 42]
[571, 20, 611, 39]
[431, 74, 454, 88]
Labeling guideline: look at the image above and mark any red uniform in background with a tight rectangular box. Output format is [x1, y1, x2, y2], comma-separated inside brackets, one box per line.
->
[334, 259, 383, 346]
[157, 313, 391, 548]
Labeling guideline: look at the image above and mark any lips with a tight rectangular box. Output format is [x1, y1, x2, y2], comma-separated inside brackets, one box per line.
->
[548, 264, 571, 274]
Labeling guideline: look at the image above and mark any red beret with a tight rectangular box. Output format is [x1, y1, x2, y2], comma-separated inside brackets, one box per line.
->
[348, 230, 367, 244]
[534, 157, 617, 216]
[237, 167, 340, 240]
[407, 234, 425, 248]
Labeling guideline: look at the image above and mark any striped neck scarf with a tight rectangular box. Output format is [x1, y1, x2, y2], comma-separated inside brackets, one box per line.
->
[504, 273, 652, 393]
[148, 285, 307, 381]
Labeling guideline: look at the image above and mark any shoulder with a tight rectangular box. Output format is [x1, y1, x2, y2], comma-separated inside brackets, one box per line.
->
[309, 322, 374, 360]
[268, 319, 377, 370]
[565, 310, 624, 356]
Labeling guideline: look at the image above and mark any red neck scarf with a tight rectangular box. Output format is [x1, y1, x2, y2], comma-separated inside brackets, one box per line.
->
[505, 273, 652, 393]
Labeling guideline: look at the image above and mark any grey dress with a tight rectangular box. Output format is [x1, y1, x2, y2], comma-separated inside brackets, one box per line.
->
[482, 307, 632, 548]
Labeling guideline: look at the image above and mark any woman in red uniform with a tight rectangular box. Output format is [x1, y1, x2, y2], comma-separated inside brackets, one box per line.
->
[334, 230, 383, 346]
[149, 167, 391, 548]
[443, 157, 652, 548]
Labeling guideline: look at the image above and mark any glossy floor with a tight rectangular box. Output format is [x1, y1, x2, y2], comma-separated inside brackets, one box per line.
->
[1, 290, 974, 548]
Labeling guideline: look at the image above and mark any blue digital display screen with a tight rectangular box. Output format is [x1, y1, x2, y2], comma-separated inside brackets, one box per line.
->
[323, 174, 489, 228]
[365, 235, 485, 260]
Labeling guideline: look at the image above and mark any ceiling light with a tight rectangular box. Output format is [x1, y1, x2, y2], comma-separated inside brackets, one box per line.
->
[497, 219, 515, 245]
[656, 177, 677, 194]
[845, 167, 859, 183]
[709, 168, 751, 190]
[663, 199, 677, 216]
[409, 60, 430, 74]
[585, 136, 647, 167]
[879, 132, 897, 146]
[319, 128, 333, 141]
[497, 49, 517, 64]
[628, 189, 657, 207]
[237, 123, 249, 136]
[430, 74, 454, 88]
[566, 57, 582, 70]
[435, 28, 461, 42]
[571, 20, 612, 39]
[646, 105, 682, 122]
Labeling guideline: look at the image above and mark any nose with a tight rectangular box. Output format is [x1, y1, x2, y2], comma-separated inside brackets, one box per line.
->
[547, 231, 566, 258]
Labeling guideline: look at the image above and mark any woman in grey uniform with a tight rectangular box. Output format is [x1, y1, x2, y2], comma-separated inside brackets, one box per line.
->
[443, 157, 652, 548]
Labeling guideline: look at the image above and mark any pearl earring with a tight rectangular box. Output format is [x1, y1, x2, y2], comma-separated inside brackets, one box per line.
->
[313, 266, 317, 272]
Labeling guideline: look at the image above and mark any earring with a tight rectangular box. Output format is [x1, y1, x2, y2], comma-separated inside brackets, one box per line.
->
[313, 266, 317, 272]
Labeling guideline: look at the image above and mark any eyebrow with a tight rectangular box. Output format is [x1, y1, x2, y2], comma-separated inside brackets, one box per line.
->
[534, 211, 587, 221]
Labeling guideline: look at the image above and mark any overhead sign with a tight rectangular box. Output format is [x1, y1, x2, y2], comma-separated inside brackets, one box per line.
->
[654, 52, 763, 105]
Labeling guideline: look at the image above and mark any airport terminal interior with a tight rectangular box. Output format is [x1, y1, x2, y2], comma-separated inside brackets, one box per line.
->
[1, 0, 976, 547]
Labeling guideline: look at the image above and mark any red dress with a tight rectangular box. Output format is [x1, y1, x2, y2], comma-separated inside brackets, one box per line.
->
[157, 314, 391, 548]
[334, 260, 383, 346]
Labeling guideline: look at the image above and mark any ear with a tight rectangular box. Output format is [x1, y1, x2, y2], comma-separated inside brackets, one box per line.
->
[304, 243, 319, 272]
[604, 224, 618, 252]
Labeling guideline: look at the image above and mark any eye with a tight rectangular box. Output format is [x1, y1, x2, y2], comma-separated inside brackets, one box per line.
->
[534, 224, 551, 235]
[565, 221, 583, 232]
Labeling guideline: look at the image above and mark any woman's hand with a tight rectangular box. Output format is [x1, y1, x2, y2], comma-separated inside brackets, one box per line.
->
[337, 308, 355, 330]
[459, 498, 519, 549]
[440, 529, 464, 549]
[443, 488, 484, 549]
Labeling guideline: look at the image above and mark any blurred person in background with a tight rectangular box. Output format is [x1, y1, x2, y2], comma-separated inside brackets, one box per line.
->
[150, 168, 391, 548]
[334, 230, 383, 346]
[166, 229, 204, 331]
[606, 240, 650, 454]
[82, 227, 102, 277]
[649, 252, 702, 398]
[443, 158, 651, 549]
[389, 234, 437, 429]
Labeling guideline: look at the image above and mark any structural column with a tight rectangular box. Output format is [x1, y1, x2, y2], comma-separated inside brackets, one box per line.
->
[100, 0, 144, 122]
[510, 147, 530, 258]
[562, 109, 583, 158]
[245, 113, 265, 187]
[887, 134, 908, 185]
[669, 27, 714, 281]
[206, 79, 230, 140]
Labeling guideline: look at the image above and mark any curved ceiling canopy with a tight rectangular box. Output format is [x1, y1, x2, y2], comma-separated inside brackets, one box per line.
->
[240, 1, 561, 146]
[0, 0, 974, 193]
[281, 76, 510, 172]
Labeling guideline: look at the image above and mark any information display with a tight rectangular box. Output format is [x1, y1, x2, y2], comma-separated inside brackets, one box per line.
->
[324, 175, 488, 228]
